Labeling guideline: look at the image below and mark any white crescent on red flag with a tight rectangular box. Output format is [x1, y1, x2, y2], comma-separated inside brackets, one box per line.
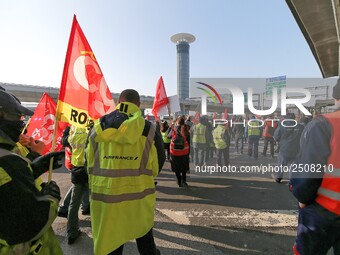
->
[56, 15, 115, 127]
[152, 76, 169, 120]
[26, 93, 68, 155]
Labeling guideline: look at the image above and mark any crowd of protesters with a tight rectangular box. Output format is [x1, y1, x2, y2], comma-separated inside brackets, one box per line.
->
[1, 83, 339, 255]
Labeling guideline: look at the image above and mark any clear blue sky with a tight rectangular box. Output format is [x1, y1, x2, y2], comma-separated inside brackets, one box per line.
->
[0, 0, 324, 96]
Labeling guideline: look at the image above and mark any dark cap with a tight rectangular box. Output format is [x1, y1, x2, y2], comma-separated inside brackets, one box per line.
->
[332, 78, 340, 99]
[0, 90, 34, 116]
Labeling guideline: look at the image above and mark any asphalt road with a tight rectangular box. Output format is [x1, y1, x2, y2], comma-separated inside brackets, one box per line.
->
[42, 140, 334, 255]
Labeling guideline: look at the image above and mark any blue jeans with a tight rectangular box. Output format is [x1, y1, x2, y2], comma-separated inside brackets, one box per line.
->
[235, 137, 244, 152]
[59, 185, 89, 213]
[263, 137, 274, 156]
[67, 182, 89, 238]
[295, 204, 340, 255]
[216, 147, 230, 166]
[274, 153, 295, 179]
[194, 147, 206, 166]
[248, 136, 259, 159]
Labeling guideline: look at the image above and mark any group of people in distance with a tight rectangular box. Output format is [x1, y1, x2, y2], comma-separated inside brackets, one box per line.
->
[1, 80, 339, 254]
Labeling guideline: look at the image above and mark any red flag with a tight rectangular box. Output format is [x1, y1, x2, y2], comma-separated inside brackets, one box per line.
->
[56, 15, 115, 128]
[152, 76, 169, 121]
[223, 108, 228, 120]
[192, 111, 200, 124]
[26, 93, 68, 155]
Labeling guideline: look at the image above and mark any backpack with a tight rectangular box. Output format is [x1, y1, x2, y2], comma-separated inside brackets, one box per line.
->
[172, 126, 185, 150]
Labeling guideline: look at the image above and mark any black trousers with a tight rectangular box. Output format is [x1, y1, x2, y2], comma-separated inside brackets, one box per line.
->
[263, 137, 274, 156]
[108, 228, 159, 255]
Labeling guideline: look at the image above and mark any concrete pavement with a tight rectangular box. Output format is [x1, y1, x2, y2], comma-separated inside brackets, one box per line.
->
[43, 140, 335, 255]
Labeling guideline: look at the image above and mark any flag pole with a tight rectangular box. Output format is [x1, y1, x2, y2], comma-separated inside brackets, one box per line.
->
[167, 104, 171, 122]
[47, 15, 77, 182]
[47, 111, 59, 182]
[21, 117, 31, 134]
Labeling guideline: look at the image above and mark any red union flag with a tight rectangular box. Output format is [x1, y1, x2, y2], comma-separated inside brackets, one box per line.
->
[56, 15, 115, 127]
[192, 111, 200, 124]
[27, 93, 68, 155]
[152, 76, 169, 120]
[223, 108, 228, 119]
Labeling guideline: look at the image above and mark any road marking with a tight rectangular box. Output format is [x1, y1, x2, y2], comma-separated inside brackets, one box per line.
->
[159, 209, 298, 227]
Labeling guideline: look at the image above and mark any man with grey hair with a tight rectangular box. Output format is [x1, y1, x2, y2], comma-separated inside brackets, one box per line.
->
[290, 79, 340, 255]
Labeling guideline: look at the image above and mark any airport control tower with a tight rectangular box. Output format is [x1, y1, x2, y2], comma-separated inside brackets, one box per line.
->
[171, 33, 195, 101]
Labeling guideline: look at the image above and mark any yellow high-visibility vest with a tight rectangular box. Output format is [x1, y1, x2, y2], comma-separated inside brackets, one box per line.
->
[68, 126, 88, 167]
[192, 123, 206, 144]
[86, 102, 159, 255]
[212, 125, 228, 149]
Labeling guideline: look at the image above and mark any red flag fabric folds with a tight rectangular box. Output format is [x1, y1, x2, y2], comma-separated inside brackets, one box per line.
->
[27, 93, 67, 155]
[223, 108, 228, 120]
[56, 15, 115, 128]
[192, 111, 200, 124]
[152, 76, 169, 121]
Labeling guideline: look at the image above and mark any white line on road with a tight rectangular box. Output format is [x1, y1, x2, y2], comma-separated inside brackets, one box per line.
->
[159, 209, 298, 228]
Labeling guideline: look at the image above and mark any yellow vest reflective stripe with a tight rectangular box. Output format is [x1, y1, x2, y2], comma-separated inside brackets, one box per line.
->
[322, 168, 340, 177]
[89, 123, 156, 182]
[315, 111, 340, 215]
[212, 125, 227, 149]
[318, 185, 340, 200]
[92, 188, 155, 204]
[192, 123, 206, 144]
[87, 112, 158, 255]
[88, 167, 154, 177]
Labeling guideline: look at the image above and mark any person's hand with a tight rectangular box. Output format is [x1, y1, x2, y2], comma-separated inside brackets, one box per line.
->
[299, 202, 306, 209]
[40, 181, 61, 201]
[31, 151, 64, 179]
[29, 137, 46, 155]
[18, 134, 30, 147]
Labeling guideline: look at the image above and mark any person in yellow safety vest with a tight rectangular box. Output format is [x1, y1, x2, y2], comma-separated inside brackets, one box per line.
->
[246, 116, 262, 160]
[58, 125, 90, 219]
[191, 116, 208, 166]
[0, 90, 63, 255]
[290, 79, 340, 255]
[86, 89, 165, 255]
[66, 125, 91, 245]
[212, 123, 230, 166]
[160, 121, 171, 160]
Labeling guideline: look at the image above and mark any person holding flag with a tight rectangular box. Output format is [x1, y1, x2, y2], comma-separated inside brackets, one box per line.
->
[0, 90, 63, 254]
[53, 14, 116, 245]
